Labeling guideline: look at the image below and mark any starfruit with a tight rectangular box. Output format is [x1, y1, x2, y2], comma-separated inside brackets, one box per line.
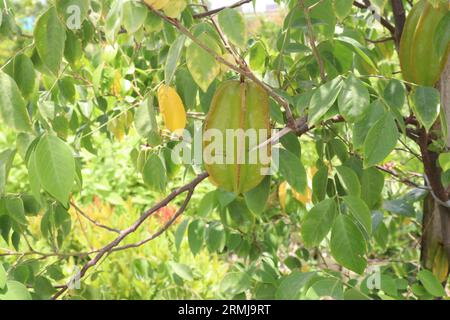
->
[203, 80, 271, 194]
[157, 85, 187, 135]
[399, 0, 450, 86]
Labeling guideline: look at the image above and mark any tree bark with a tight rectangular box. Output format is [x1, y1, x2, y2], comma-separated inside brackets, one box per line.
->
[421, 56, 450, 281]
[421, 196, 443, 269]
[439, 57, 450, 265]
[390, 0, 406, 48]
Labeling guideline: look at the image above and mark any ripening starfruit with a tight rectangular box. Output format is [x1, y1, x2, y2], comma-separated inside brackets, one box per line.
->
[203, 80, 271, 194]
[157, 85, 187, 135]
[399, 0, 450, 86]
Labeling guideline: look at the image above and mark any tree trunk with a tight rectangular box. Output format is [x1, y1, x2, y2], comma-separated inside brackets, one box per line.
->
[439, 56, 450, 266]
[421, 56, 450, 281]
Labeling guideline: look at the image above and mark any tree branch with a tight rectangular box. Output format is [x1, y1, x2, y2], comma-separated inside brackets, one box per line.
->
[299, 0, 326, 83]
[390, 0, 406, 48]
[365, 36, 394, 44]
[438, 57, 450, 265]
[353, 1, 396, 36]
[193, 0, 252, 19]
[111, 188, 195, 252]
[51, 172, 209, 300]
[376, 165, 423, 189]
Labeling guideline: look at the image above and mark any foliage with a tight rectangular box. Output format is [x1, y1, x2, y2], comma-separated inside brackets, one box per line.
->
[0, 0, 449, 300]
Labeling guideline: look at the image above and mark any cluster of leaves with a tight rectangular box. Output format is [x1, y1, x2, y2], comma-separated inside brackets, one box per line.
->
[0, 0, 449, 300]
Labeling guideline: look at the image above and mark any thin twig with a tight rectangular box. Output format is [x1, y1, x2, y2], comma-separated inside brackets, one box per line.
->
[200, 0, 243, 67]
[71, 201, 121, 234]
[353, 1, 396, 36]
[193, 0, 252, 19]
[365, 36, 394, 44]
[299, 0, 326, 82]
[112, 188, 195, 252]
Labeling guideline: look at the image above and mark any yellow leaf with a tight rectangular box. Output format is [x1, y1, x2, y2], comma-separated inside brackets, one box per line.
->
[220, 53, 235, 73]
[162, 0, 186, 18]
[144, 0, 170, 10]
[113, 71, 121, 97]
[279, 182, 287, 212]
[433, 245, 449, 282]
[158, 85, 187, 135]
[292, 186, 312, 205]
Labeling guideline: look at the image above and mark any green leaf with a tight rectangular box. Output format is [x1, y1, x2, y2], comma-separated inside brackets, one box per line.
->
[122, 1, 147, 33]
[165, 35, 186, 85]
[280, 132, 301, 157]
[34, 134, 76, 205]
[56, 0, 90, 25]
[330, 215, 367, 274]
[0, 263, 6, 290]
[275, 271, 316, 300]
[186, 33, 221, 92]
[64, 29, 82, 66]
[336, 166, 361, 197]
[332, 0, 353, 21]
[296, 0, 336, 38]
[278, 148, 307, 194]
[308, 76, 343, 126]
[188, 219, 205, 256]
[216, 190, 237, 208]
[0, 71, 32, 132]
[0, 280, 32, 300]
[305, 278, 344, 300]
[169, 262, 194, 281]
[344, 288, 371, 300]
[439, 153, 450, 172]
[383, 199, 415, 217]
[174, 219, 189, 251]
[5, 197, 27, 225]
[336, 37, 378, 72]
[27, 151, 42, 204]
[363, 113, 399, 168]
[384, 79, 406, 111]
[302, 198, 337, 247]
[342, 196, 372, 235]
[195, 192, 216, 218]
[142, 154, 166, 193]
[353, 100, 386, 149]
[220, 272, 251, 296]
[58, 77, 76, 103]
[312, 166, 328, 204]
[175, 67, 198, 109]
[218, 8, 247, 48]
[34, 276, 56, 299]
[134, 97, 161, 146]
[361, 167, 384, 209]
[249, 41, 267, 71]
[338, 74, 370, 123]
[11, 54, 36, 99]
[412, 86, 441, 132]
[0, 149, 16, 195]
[34, 7, 66, 75]
[206, 223, 226, 252]
[196, 191, 215, 218]
[244, 176, 270, 215]
[417, 270, 446, 297]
